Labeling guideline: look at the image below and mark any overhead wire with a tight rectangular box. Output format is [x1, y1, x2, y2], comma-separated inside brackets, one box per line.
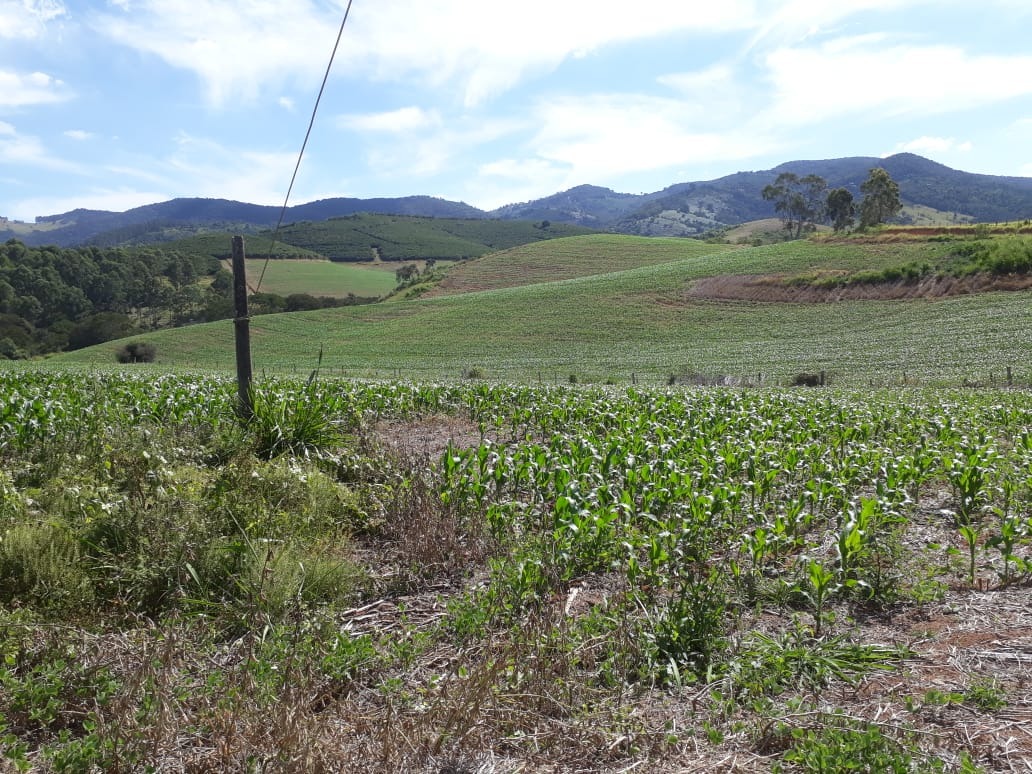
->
[251, 0, 355, 295]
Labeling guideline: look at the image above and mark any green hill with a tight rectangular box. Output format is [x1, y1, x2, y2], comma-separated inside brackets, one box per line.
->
[271, 215, 596, 261]
[428, 234, 740, 296]
[230, 259, 400, 299]
[51, 234, 1032, 386]
[160, 215, 600, 263]
[167, 232, 325, 259]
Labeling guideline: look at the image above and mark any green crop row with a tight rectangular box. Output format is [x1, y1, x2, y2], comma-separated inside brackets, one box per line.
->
[1, 372, 1028, 770]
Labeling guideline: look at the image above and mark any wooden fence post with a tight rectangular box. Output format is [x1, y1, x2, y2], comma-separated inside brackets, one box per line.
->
[231, 236, 253, 420]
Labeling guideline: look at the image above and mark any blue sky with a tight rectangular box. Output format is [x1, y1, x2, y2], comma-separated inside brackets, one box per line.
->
[2, 0, 1031, 222]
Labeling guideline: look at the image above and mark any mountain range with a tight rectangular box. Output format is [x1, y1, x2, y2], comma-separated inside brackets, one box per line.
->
[3, 153, 1031, 248]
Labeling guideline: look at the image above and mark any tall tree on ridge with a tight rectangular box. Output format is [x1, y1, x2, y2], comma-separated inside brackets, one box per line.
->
[762, 172, 828, 238]
[859, 168, 903, 229]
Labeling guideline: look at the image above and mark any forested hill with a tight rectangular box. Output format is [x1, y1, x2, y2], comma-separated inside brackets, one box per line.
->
[0, 215, 600, 359]
[3, 154, 1031, 246]
[498, 153, 1032, 235]
[3, 196, 487, 248]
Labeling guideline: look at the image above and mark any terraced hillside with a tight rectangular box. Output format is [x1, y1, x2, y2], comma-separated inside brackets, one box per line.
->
[427, 234, 740, 296]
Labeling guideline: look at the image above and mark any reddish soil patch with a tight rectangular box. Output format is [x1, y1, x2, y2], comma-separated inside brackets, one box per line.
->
[684, 273, 1032, 304]
[370, 413, 484, 460]
[877, 226, 1032, 237]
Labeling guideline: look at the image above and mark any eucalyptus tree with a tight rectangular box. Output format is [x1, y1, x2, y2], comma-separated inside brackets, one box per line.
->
[762, 172, 828, 238]
[826, 187, 856, 232]
[859, 167, 903, 228]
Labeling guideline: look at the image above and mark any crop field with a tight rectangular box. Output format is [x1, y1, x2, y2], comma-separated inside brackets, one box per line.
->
[225, 257, 401, 299]
[169, 232, 325, 260]
[55, 260, 1031, 388]
[1, 370, 1030, 771]
[272, 215, 596, 261]
[428, 234, 742, 296]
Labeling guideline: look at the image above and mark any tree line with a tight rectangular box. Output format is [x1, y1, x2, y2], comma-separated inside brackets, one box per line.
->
[762, 167, 902, 238]
[0, 239, 372, 360]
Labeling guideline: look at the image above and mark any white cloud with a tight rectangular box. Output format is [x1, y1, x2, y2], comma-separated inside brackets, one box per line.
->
[526, 94, 780, 182]
[64, 129, 94, 140]
[658, 64, 737, 96]
[343, 0, 760, 107]
[744, 0, 925, 50]
[278, 96, 295, 111]
[762, 38, 1032, 126]
[456, 91, 787, 208]
[104, 164, 170, 186]
[657, 64, 751, 123]
[470, 158, 572, 211]
[8, 189, 168, 221]
[91, 0, 760, 108]
[165, 132, 298, 204]
[0, 0, 66, 38]
[342, 115, 523, 186]
[338, 107, 440, 133]
[0, 69, 69, 107]
[91, 1, 337, 106]
[891, 136, 973, 155]
[0, 122, 79, 170]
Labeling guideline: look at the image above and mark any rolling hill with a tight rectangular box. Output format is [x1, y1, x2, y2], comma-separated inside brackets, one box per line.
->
[504, 154, 1032, 235]
[5, 154, 1032, 247]
[160, 215, 598, 263]
[51, 230, 1032, 387]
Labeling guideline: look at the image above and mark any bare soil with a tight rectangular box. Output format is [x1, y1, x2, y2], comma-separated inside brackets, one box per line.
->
[683, 273, 1032, 304]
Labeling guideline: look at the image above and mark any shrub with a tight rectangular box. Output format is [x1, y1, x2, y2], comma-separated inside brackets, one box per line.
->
[791, 372, 825, 387]
[115, 341, 157, 363]
[0, 521, 94, 613]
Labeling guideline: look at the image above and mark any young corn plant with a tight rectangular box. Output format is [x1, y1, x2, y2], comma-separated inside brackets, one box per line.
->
[801, 560, 838, 638]
[945, 441, 998, 525]
[958, 523, 980, 587]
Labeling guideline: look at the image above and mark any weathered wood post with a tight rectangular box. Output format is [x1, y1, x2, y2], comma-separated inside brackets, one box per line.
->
[231, 236, 253, 420]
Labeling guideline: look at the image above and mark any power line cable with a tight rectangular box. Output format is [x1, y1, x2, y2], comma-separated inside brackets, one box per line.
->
[252, 0, 355, 294]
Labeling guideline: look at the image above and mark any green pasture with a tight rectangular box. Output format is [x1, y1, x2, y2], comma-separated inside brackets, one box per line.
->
[53, 237, 1030, 386]
[229, 258, 400, 299]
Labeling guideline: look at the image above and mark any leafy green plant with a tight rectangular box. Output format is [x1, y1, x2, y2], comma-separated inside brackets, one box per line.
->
[801, 560, 837, 637]
[958, 523, 980, 587]
[986, 512, 1030, 587]
[731, 621, 906, 698]
[646, 567, 728, 683]
[248, 375, 349, 460]
[773, 714, 935, 773]
[945, 442, 998, 525]
[965, 677, 1006, 712]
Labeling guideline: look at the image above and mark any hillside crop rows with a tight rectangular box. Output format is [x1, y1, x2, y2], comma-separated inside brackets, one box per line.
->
[52, 232, 1031, 387]
[428, 235, 741, 297]
[1, 371, 1031, 771]
[271, 216, 596, 262]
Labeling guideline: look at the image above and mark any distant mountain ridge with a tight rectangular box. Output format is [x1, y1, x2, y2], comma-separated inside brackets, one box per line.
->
[4, 153, 1031, 246]
[501, 154, 1032, 236]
